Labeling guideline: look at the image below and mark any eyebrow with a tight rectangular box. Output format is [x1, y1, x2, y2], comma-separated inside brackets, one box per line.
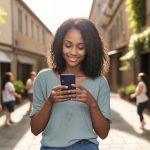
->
[64, 40, 84, 45]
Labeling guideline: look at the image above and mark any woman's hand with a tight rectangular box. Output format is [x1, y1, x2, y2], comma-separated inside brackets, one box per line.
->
[130, 93, 135, 99]
[68, 84, 97, 107]
[49, 85, 75, 103]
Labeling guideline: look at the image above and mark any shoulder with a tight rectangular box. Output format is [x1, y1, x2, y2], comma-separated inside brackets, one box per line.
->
[138, 81, 144, 87]
[35, 68, 54, 83]
[95, 75, 109, 85]
[36, 68, 53, 78]
[5, 82, 14, 90]
[88, 75, 109, 90]
[6, 82, 13, 87]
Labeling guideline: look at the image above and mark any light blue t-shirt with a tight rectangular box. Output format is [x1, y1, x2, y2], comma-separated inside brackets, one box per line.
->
[31, 68, 111, 147]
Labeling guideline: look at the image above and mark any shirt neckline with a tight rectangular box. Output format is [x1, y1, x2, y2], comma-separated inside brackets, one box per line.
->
[50, 69, 91, 85]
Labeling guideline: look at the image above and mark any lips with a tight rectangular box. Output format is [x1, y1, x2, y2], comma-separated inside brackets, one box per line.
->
[67, 56, 79, 62]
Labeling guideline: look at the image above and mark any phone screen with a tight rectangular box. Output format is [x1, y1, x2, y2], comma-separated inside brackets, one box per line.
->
[60, 74, 75, 90]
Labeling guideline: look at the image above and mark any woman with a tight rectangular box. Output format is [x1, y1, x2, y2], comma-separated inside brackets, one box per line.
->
[131, 72, 149, 129]
[30, 18, 111, 150]
[2, 72, 21, 126]
[26, 71, 36, 113]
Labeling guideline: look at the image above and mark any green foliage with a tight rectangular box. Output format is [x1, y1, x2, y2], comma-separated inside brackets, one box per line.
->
[124, 84, 136, 95]
[14, 80, 25, 94]
[120, 27, 150, 71]
[0, 8, 7, 24]
[126, 0, 146, 32]
[129, 28, 150, 58]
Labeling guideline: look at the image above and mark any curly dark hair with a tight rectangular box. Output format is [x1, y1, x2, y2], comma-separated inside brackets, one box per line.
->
[48, 18, 109, 78]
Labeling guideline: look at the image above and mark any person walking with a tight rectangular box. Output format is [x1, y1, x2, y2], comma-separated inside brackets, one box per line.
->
[130, 72, 149, 129]
[26, 71, 36, 113]
[30, 18, 111, 150]
[1, 72, 21, 126]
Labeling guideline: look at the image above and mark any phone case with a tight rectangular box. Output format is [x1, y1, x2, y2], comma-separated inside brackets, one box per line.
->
[60, 74, 75, 90]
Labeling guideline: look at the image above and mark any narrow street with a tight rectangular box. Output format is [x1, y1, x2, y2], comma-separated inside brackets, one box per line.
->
[0, 93, 150, 150]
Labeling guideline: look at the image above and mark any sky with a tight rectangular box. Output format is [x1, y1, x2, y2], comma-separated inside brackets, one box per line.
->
[22, 0, 93, 34]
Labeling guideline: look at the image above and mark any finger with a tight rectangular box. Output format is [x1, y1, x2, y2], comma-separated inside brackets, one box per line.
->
[52, 85, 68, 91]
[54, 98, 70, 103]
[73, 84, 85, 90]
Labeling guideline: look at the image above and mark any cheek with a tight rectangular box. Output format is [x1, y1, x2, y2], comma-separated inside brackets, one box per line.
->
[80, 51, 86, 59]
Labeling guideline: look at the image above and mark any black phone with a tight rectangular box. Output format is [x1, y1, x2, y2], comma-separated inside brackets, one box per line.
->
[60, 74, 75, 90]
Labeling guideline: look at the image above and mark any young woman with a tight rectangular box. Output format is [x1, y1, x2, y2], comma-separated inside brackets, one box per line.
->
[131, 72, 149, 129]
[30, 18, 111, 150]
[26, 71, 36, 113]
[2, 72, 21, 126]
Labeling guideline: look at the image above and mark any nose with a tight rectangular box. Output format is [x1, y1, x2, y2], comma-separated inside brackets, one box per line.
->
[70, 46, 77, 55]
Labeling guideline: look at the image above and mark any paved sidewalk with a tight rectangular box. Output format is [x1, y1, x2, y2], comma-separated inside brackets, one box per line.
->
[0, 94, 150, 150]
[99, 93, 150, 150]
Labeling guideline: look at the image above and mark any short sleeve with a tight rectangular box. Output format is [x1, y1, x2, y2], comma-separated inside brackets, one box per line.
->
[7, 82, 15, 92]
[30, 72, 46, 117]
[97, 77, 112, 123]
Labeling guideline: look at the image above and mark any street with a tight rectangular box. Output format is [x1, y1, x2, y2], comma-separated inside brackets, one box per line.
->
[0, 93, 150, 150]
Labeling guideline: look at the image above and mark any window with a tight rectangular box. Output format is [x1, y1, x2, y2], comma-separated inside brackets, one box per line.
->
[120, 11, 124, 35]
[25, 15, 28, 36]
[108, 0, 114, 8]
[37, 25, 39, 41]
[116, 17, 119, 40]
[42, 29, 45, 44]
[31, 20, 34, 38]
[18, 9, 22, 33]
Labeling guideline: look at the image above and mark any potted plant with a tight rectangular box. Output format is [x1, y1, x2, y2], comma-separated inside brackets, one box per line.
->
[118, 87, 126, 99]
[124, 84, 136, 101]
[13, 80, 25, 104]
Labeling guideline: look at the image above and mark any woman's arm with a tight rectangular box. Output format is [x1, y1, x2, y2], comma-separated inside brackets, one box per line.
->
[87, 95, 110, 139]
[131, 82, 143, 98]
[30, 95, 54, 136]
[71, 83, 110, 139]
[30, 85, 70, 136]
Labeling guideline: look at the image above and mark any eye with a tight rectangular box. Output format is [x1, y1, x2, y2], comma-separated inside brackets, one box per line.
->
[65, 44, 72, 48]
[64, 42, 72, 48]
[78, 44, 85, 50]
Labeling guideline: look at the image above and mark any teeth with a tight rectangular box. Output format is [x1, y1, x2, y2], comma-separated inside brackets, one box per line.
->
[68, 57, 78, 61]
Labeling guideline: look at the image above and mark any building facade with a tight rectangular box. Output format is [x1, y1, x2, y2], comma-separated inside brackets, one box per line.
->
[0, 0, 53, 85]
[0, 0, 53, 103]
[90, 0, 150, 108]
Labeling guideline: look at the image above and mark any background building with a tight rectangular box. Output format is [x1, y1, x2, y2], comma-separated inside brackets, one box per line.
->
[90, 0, 150, 108]
[0, 0, 53, 101]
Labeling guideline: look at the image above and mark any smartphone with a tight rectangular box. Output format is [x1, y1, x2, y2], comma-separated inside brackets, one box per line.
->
[60, 74, 75, 90]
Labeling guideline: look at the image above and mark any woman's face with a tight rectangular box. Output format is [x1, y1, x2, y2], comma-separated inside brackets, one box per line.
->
[9, 73, 14, 81]
[62, 28, 86, 69]
[137, 75, 141, 81]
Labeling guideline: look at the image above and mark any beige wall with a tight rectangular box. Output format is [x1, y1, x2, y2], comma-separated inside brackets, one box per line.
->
[14, 0, 52, 56]
[0, 0, 12, 46]
[146, 0, 150, 25]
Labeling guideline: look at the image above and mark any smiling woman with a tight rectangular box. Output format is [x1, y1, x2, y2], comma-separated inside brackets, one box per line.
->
[30, 18, 111, 150]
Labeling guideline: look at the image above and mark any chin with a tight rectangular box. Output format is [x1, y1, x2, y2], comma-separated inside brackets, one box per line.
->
[67, 62, 80, 67]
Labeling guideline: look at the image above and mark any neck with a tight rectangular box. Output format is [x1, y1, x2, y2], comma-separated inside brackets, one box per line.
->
[63, 68, 84, 77]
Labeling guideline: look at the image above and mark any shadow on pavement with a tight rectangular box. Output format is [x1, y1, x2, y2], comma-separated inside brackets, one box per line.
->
[0, 101, 31, 149]
[111, 109, 150, 143]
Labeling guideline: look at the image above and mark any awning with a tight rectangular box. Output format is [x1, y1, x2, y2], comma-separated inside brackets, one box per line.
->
[17, 55, 36, 64]
[0, 51, 11, 63]
[108, 50, 118, 55]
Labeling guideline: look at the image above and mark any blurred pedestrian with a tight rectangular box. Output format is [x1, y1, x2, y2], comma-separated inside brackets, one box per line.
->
[1, 72, 22, 126]
[30, 18, 111, 150]
[26, 71, 36, 113]
[130, 72, 149, 129]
